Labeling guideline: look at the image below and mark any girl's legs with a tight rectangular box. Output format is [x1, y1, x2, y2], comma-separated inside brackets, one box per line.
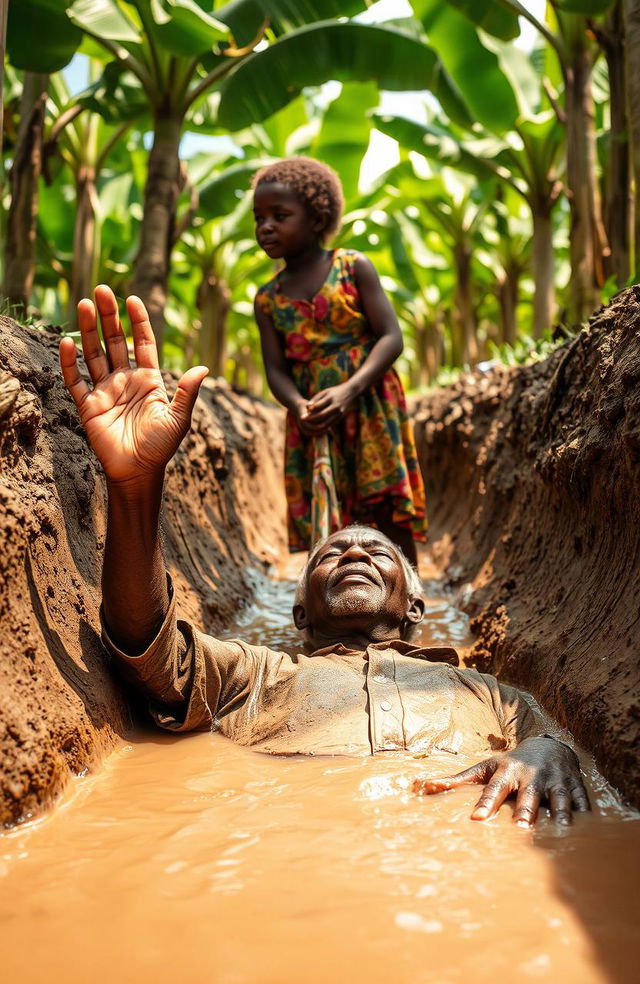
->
[368, 503, 418, 569]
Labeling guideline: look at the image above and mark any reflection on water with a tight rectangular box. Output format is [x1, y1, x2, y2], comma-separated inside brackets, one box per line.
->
[0, 555, 638, 984]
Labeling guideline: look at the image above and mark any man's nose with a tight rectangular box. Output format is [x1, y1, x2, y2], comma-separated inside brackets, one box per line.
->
[337, 543, 372, 565]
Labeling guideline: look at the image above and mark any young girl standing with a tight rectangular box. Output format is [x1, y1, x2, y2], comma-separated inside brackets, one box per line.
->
[252, 156, 427, 567]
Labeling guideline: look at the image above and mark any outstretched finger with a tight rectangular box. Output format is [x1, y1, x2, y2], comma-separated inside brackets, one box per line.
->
[571, 783, 590, 813]
[126, 295, 160, 370]
[94, 285, 130, 371]
[471, 779, 512, 821]
[513, 784, 541, 828]
[59, 337, 90, 409]
[548, 786, 572, 826]
[412, 759, 496, 796]
[169, 365, 209, 433]
[77, 297, 109, 384]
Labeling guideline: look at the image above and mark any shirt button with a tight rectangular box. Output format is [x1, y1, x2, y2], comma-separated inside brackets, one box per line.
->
[380, 701, 392, 712]
[373, 674, 388, 684]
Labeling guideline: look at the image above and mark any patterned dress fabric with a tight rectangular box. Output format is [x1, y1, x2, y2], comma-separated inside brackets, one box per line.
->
[255, 248, 428, 551]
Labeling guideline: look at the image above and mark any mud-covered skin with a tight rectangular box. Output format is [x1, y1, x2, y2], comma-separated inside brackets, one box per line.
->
[0, 317, 285, 826]
[414, 736, 589, 826]
[412, 286, 640, 808]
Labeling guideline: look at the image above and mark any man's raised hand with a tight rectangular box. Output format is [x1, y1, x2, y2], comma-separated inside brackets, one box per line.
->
[59, 287, 208, 484]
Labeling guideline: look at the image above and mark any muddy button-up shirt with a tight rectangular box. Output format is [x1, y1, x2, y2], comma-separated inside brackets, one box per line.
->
[102, 582, 539, 757]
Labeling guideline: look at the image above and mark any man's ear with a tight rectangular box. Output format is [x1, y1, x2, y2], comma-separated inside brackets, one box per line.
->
[293, 604, 309, 631]
[405, 596, 425, 625]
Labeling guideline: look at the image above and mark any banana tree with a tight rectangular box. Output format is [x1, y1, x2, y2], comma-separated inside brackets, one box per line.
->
[66, 0, 464, 357]
[4, 0, 84, 308]
[35, 124, 149, 322]
[432, 0, 615, 324]
[374, 105, 565, 338]
[621, 0, 640, 275]
[371, 163, 497, 366]
[42, 68, 136, 315]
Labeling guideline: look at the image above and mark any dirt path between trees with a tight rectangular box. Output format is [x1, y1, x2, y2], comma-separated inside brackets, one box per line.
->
[413, 286, 640, 808]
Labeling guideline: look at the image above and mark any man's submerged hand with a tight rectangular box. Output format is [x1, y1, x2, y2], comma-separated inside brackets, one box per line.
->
[412, 736, 590, 827]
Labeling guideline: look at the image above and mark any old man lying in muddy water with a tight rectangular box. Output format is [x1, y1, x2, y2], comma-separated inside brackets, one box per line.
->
[58, 286, 589, 828]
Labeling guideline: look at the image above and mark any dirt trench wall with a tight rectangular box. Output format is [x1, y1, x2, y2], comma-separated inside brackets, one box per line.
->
[413, 287, 640, 806]
[0, 317, 286, 826]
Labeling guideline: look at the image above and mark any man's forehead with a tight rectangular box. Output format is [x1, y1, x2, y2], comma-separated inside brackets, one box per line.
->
[316, 528, 399, 556]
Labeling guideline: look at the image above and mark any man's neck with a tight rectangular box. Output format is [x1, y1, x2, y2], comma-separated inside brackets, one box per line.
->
[310, 624, 404, 652]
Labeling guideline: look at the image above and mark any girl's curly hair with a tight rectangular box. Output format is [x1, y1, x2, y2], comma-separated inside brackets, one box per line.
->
[252, 156, 344, 240]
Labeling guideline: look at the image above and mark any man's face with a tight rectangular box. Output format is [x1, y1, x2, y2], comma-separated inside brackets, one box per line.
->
[294, 528, 423, 642]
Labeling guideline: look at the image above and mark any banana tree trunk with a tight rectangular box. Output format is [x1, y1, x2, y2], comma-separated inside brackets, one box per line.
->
[498, 270, 518, 347]
[3, 71, 48, 311]
[197, 271, 231, 377]
[131, 113, 182, 356]
[425, 315, 443, 384]
[0, 0, 8, 182]
[564, 36, 608, 325]
[71, 164, 98, 318]
[410, 321, 423, 390]
[453, 242, 478, 366]
[233, 344, 261, 396]
[623, 0, 640, 276]
[531, 206, 555, 338]
[601, 1, 631, 286]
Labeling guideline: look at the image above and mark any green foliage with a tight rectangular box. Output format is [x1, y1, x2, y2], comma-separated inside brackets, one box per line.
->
[488, 332, 564, 367]
[7, 0, 622, 390]
[217, 22, 473, 130]
[7, 0, 84, 72]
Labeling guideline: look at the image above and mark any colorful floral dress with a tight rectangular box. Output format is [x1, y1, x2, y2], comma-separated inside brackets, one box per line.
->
[255, 248, 427, 552]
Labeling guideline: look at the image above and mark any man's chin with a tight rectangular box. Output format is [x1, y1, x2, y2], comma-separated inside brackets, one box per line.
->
[326, 593, 379, 618]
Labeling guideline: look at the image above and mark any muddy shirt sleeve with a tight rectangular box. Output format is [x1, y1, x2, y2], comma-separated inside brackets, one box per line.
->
[456, 668, 543, 748]
[100, 577, 256, 733]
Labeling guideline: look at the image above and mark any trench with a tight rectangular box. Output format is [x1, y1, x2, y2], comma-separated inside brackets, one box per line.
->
[0, 550, 638, 984]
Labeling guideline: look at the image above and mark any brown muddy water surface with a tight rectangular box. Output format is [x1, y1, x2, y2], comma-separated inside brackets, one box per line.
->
[1, 558, 638, 984]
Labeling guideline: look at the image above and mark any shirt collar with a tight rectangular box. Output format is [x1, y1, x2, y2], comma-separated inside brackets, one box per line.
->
[308, 638, 459, 666]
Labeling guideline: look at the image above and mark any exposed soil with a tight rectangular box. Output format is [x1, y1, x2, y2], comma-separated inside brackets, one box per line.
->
[2, 284, 639, 825]
[412, 287, 640, 807]
[0, 317, 286, 826]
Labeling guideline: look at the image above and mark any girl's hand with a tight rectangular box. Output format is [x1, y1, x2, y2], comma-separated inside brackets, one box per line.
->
[306, 382, 357, 429]
[292, 399, 328, 436]
[59, 286, 209, 485]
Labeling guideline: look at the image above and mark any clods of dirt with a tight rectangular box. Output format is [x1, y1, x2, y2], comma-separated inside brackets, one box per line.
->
[412, 287, 640, 807]
[0, 317, 286, 826]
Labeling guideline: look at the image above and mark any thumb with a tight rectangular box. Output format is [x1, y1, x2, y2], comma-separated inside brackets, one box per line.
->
[169, 365, 209, 429]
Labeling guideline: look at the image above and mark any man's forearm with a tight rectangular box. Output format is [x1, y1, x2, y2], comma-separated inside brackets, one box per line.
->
[102, 473, 170, 655]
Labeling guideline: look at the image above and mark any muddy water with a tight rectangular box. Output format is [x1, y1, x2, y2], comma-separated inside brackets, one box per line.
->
[1, 558, 638, 984]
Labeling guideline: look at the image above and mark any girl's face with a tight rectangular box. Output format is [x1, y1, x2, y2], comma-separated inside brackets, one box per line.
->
[253, 182, 321, 260]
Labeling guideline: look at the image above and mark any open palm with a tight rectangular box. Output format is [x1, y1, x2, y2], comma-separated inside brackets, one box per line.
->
[59, 287, 208, 484]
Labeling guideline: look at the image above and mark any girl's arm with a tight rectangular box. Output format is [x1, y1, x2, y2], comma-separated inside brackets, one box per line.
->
[254, 298, 326, 435]
[306, 254, 403, 428]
